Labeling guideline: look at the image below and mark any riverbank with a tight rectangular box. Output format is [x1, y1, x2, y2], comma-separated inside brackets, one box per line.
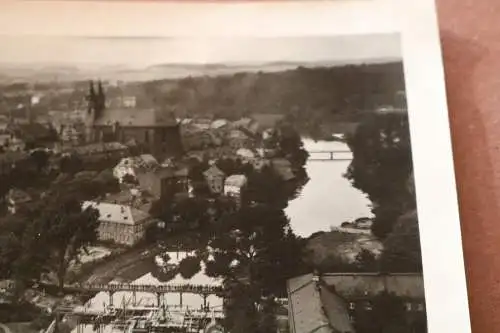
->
[305, 229, 383, 267]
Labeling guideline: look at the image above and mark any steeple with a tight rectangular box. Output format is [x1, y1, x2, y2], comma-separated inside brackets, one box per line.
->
[97, 80, 106, 111]
[88, 80, 96, 116]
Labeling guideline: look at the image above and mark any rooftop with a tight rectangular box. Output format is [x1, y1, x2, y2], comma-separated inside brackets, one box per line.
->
[321, 272, 425, 299]
[251, 113, 285, 129]
[94, 108, 178, 128]
[203, 165, 225, 178]
[225, 174, 247, 187]
[82, 200, 151, 226]
[62, 142, 128, 156]
[287, 274, 354, 333]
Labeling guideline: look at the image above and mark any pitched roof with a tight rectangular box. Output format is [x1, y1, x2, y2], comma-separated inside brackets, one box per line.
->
[203, 165, 225, 178]
[228, 129, 250, 140]
[65, 142, 128, 156]
[82, 201, 150, 225]
[93, 108, 178, 127]
[7, 188, 32, 203]
[233, 117, 254, 128]
[287, 273, 354, 333]
[251, 113, 285, 129]
[225, 174, 247, 187]
[321, 273, 425, 299]
[236, 148, 255, 159]
[0, 151, 29, 163]
[210, 119, 229, 129]
[116, 154, 160, 172]
[10, 123, 55, 141]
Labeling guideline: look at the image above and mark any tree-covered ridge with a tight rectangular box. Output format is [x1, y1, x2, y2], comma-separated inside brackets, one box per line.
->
[139, 62, 404, 114]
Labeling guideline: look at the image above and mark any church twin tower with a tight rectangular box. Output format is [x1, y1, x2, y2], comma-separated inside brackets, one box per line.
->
[87, 80, 106, 123]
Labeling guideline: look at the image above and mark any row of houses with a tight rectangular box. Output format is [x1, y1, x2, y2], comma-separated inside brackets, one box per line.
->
[179, 114, 284, 153]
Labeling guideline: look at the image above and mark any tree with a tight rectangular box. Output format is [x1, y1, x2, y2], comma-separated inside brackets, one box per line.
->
[244, 166, 289, 209]
[178, 256, 201, 279]
[345, 112, 414, 238]
[59, 154, 83, 175]
[379, 210, 422, 273]
[29, 149, 49, 173]
[354, 249, 379, 272]
[275, 123, 309, 168]
[200, 205, 308, 331]
[0, 215, 27, 279]
[31, 194, 100, 291]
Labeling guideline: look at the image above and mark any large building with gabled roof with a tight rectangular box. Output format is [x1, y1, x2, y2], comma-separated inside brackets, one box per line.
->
[84, 81, 183, 158]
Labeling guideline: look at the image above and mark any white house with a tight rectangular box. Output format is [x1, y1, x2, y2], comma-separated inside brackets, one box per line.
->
[113, 154, 159, 183]
[82, 200, 157, 246]
[236, 148, 256, 163]
[210, 119, 229, 130]
[224, 174, 247, 205]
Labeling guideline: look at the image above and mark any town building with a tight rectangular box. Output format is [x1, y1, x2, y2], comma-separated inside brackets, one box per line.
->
[113, 154, 159, 183]
[82, 200, 159, 246]
[84, 81, 182, 158]
[0, 151, 34, 176]
[287, 273, 354, 333]
[203, 165, 226, 194]
[0, 133, 25, 152]
[58, 123, 86, 145]
[251, 113, 285, 129]
[59, 142, 129, 165]
[252, 158, 270, 171]
[236, 148, 256, 163]
[180, 125, 214, 151]
[287, 273, 426, 333]
[224, 174, 247, 206]
[210, 119, 229, 131]
[232, 117, 260, 136]
[5, 122, 59, 150]
[122, 96, 137, 108]
[136, 166, 190, 200]
[227, 129, 253, 150]
[6, 188, 32, 214]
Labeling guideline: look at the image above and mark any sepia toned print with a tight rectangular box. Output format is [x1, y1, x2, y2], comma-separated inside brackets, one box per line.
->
[0, 32, 429, 333]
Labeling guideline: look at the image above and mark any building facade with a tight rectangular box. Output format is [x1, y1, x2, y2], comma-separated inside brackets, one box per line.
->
[82, 201, 157, 246]
[287, 273, 426, 333]
[203, 165, 226, 194]
[85, 81, 183, 158]
[224, 174, 247, 206]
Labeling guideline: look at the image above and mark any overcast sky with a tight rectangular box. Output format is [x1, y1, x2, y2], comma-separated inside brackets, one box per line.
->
[0, 34, 401, 67]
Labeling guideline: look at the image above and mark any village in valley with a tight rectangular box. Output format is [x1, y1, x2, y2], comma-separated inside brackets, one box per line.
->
[0, 60, 426, 333]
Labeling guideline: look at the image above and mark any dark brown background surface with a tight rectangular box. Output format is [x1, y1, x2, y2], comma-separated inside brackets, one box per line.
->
[437, 1, 500, 332]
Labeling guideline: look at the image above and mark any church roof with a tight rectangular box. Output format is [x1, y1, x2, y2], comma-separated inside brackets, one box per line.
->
[93, 108, 178, 128]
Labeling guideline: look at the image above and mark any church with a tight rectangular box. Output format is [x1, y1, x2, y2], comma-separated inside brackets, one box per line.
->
[85, 81, 183, 158]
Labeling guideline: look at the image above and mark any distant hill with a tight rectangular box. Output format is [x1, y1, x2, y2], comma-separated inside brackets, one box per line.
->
[0, 58, 401, 84]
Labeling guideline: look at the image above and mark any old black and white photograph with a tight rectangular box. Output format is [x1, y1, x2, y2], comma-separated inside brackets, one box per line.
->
[0, 1, 471, 333]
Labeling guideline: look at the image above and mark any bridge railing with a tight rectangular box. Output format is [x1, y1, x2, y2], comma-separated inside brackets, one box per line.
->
[78, 283, 224, 294]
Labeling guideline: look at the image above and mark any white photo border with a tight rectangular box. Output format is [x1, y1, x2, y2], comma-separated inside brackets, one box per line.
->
[0, 0, 471, 332]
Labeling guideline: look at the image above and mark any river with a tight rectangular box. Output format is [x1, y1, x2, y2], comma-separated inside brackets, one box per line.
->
[70, 138, 373, 333]
[285, 138, 373, 237]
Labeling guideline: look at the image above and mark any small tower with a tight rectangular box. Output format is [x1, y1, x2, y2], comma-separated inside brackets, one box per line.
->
[97, 80, 106, 111]
[85, 80, 97, 142]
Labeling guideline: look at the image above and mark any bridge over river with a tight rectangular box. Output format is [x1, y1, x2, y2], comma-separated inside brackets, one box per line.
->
[308, 150, 353, 161]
